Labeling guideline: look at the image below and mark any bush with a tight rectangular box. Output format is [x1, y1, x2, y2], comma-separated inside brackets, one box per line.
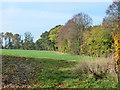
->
[73, 57, 116, 79]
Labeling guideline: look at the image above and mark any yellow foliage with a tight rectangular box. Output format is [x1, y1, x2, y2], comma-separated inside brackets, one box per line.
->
[113, 26, 120, 72]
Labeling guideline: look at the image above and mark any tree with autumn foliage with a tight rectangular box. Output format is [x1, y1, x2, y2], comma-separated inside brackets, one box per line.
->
[58, 13, 92, 55]
[81, 25, 114, 57]
[104, 0, 120, 87]
[4, 32, 13, 49]
[13, 34, 21, 49]
[49, 25, 63, 51]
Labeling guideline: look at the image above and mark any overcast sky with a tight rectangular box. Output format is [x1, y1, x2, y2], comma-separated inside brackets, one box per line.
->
[1, 2, 112, 42]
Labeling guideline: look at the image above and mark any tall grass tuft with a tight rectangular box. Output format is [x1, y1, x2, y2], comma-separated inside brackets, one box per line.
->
[73, 57, 117, 80]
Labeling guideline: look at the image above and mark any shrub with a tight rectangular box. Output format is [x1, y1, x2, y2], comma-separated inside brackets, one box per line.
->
[73, 57, 116, 79]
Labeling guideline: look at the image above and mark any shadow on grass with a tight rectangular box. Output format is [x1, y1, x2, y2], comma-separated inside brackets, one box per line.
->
[2, 55, 78, 88]
[2, 55, 118, 88]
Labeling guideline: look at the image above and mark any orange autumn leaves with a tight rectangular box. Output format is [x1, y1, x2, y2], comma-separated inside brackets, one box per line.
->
[113, 25, 120, 72]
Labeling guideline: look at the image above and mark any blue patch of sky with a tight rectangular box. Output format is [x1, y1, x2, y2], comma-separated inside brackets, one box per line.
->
[2, 2, 112, 42]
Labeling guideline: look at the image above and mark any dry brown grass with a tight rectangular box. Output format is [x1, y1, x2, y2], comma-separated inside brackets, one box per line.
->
[73, 56, 117, 79]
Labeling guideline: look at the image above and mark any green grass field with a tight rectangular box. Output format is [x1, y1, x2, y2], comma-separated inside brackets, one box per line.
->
[1, 49, 92, 61]
[2, 55, 117, 88]
[1, 49, 118, 88]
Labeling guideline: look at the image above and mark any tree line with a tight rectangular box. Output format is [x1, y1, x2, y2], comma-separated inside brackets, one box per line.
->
[0, 25, 63, 51]
[0, 32, 35, 50]
[0, 0, 119, 57]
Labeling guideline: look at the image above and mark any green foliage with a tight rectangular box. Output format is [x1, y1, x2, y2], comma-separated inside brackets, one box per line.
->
[81, 25, 114, 57]
[4, 32, 13, 49]
[35, 31, 54, 50]
[13, 34, 21, 49]
[24, 32, 35, 50]
[35, 39, 43, 50]
[49, 25, 63, 50]
[62, 39, 70, 53]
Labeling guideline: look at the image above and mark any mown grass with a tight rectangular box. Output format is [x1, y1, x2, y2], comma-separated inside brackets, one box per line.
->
[1, 49, 92, 61]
